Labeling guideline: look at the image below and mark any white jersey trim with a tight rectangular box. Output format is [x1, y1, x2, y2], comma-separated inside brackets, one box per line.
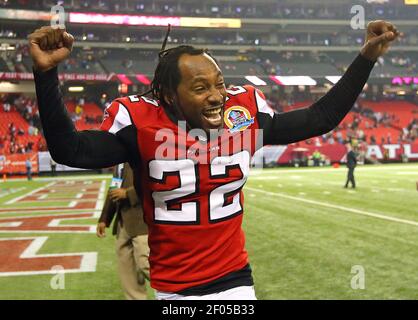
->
[255, 90, 274, 118]
[156, 285, 257, 300]
[108, 103, 132, 134]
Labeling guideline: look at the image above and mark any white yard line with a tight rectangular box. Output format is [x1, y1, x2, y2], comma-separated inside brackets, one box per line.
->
[68, 201, 77, 207]
[245, 187, 418, 227]
[5, 182, 55, 205]
[0, 187, 26, 198]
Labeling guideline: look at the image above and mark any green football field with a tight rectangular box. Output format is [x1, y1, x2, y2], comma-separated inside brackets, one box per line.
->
[0, 163, 417, 299]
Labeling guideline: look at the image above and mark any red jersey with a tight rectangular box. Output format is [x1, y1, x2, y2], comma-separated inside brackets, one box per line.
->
[100, 85, 274, 292]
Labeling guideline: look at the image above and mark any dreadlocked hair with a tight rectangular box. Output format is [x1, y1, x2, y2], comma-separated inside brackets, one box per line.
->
[138, 25, 219, 121]
[143, 45, 218, 110]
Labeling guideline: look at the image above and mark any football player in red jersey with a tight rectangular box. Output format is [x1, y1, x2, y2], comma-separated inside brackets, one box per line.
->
[29, 21, 399, 299]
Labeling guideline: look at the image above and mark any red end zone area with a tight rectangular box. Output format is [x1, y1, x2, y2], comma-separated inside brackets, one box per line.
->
[0, 178, 107, 277]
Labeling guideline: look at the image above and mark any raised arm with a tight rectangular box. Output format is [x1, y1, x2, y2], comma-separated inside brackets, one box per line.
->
[260, 20, 400, 145]
[29, 27, 128, 168]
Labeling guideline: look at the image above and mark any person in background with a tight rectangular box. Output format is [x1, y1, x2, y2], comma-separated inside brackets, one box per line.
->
[312, 150, 322, 166]
[344, 144, 357, 189]
[25, 157, 32, 181]
[50, 158, 57, 176]
[97, 162, 150, 300]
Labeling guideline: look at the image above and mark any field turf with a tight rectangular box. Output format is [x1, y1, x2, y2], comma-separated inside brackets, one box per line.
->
[0, 164, 417, 299]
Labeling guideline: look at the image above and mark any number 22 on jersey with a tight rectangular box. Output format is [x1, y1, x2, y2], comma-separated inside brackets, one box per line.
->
[149, 150, 250, 224]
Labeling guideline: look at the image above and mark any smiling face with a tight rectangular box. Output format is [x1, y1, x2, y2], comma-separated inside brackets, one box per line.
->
[174, 53, 227, 133]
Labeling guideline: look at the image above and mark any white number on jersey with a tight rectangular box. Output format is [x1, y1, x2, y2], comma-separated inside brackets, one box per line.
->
[149, 159, 198, 224]
[209, 151, 250, 222]
[149, 151, 250, 224]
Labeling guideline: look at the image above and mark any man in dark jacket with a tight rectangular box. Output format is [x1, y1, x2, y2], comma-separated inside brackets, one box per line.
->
[344, 144, 357, 189]
[97, 162, 149, 300]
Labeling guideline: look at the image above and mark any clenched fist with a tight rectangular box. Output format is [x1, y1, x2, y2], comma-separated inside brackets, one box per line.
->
[28, 26, 74, 72]
[360, 20, 401, 62]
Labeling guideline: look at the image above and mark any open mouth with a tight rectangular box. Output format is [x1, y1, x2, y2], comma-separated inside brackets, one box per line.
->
[202, 105, 223, 129]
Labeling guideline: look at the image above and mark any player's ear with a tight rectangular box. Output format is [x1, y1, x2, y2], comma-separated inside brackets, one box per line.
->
[163, 93, 175, 106]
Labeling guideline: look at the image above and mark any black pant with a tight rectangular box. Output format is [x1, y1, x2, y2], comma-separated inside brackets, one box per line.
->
[26, 168, 32, 181]
[345, 166, 355, 188]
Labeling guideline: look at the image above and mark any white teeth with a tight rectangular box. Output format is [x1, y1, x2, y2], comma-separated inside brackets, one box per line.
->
[204, 108, 221, 115]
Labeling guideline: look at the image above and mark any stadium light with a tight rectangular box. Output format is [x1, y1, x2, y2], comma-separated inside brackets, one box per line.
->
[325, 76, 342, 84]
[269, 76, 317, 86]
[68, 86, 84, 92]
[245, 76, 266, 86]
[69, 13, 180, 26]
[69, 13, 241, 28]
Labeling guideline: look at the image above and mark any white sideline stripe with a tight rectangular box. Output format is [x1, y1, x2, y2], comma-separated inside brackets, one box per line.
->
[97, 180, 106, 201]
[38, 194, 48, 200]
[0, 237, 97, 276]
[245, 187, 418, 227]
[93, 180, 107, 218]
[5, 182, 55, 204]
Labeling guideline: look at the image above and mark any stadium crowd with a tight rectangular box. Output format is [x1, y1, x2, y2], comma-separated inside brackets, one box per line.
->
[1, 89, 416, 161]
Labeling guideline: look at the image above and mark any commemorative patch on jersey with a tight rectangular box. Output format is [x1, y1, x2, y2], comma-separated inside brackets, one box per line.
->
[224, 106, 254, 133]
